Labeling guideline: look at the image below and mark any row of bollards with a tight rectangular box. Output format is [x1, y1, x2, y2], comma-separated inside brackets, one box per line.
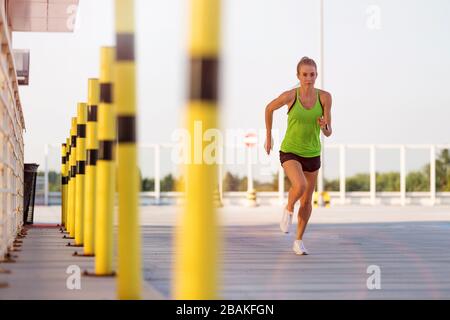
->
[60, 1, 141, 300]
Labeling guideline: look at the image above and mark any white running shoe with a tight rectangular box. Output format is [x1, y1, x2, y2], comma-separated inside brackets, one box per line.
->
[293, 240, 309, 255]
[280, 207, 293, 233]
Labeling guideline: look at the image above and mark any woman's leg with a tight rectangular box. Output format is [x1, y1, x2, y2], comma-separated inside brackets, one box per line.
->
[296, 170, 319, 240]
[282, 160, 307, 212]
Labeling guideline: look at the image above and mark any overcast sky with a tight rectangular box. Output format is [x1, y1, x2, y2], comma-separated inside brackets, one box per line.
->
[12, 0, 450, 180]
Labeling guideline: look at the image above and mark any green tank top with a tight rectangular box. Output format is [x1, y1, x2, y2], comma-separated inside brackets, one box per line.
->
[280, 88, 323, 157]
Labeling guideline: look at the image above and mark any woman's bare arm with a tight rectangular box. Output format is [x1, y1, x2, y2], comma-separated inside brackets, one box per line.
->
[264, 90, 295, 154]
[265, 90, 295, 135]
[319, 90, 333, 137]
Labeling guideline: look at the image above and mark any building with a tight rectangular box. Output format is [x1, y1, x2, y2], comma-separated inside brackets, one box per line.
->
[0, 0, 78, 260]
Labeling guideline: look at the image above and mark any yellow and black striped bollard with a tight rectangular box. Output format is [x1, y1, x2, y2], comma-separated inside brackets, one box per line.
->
[87, 47, 116, 277]
[79, 79, 100, 257]
[65, 137, 71, 231]
[65, 117, 78, 240]
[61, 143, 67, 229]
[62, 137, 71, 234]
[115, 0, 142, 300]
[72, 103, 87, 247]
[173, 0, 221, 300]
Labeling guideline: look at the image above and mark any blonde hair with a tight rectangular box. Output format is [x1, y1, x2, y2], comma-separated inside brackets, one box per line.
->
[296, 56, 317, 74]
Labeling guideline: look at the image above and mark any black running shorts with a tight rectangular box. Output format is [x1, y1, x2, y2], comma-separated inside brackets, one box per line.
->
[279, 151, 321, 172]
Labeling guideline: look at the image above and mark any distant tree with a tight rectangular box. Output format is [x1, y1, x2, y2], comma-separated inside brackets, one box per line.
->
[346, 173, 370, 191]
[325, 178, 339, 191]
[406, 171, 428, 191]
[161, 174, 176, 192]
[223, 172, 240, 192]
[376, 172, 400, 192]
[435, 149, 450, 191]
[141, 178, 155, 191]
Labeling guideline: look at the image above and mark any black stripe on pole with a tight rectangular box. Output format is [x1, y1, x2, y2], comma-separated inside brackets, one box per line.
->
[117, 116, 136, 143]
[116, 33, 135, 61]
[76, 161, 86, 175]
[71, 136, 77, 148]
[98, 140, 114, 161]
[71, 166, 77, 178]
[189, 57, 218, 101]
[61, 176, 68, 185]
[77, 124, 86, 138]
[87, 105, 98, 121]
[86, 149, 98, 166]
[62, 156, 66, 164]
[100, 83, 113, 103]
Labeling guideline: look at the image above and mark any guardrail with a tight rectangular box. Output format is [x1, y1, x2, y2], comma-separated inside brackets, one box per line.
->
[41, 143, 450, 207]
[0, 2, 25, 261]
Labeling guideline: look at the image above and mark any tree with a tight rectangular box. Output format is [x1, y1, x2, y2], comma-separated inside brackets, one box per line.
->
[223, 171, 240, 192]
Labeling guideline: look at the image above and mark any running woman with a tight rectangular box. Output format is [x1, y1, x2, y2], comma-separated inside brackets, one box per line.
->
[264, 56, 332, 255]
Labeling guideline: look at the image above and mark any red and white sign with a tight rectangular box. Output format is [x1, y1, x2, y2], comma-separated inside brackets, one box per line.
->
[244, 132, 257, 147]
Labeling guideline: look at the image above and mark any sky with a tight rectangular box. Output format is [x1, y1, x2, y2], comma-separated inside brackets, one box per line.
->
[12, 0, 450, 181]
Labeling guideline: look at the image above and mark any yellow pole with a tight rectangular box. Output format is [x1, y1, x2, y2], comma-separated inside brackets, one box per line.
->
[61, 143, 67, 227]
[173, 0, 221, 299]
[115, 0, 141, 299]
[65, 137, 71, 234]
[66, 138, 71, 230]
[69, 117, 77, 238]
[95, 47, 116, 275]
[75, 103, 87, 246]
[83, 79, 100, 256]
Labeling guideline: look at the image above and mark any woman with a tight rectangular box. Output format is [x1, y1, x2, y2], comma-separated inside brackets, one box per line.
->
[264, 56, 332, 255]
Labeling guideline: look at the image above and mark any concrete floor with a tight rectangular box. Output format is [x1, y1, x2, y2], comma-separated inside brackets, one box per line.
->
[1, 204, 450, 299]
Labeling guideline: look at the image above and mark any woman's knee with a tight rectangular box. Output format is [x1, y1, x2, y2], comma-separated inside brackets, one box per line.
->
[291, 183, 306, 198]
[300, 198, 313, 208]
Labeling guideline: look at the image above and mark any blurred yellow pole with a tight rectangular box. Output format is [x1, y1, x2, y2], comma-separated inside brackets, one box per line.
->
[115, 0, 142, 299]
[65, 137, 71, 231]
[61, 143, 67, 227]
[95, 47, 116, 275]
[68, 117, 77, 238]
[84, 79, 100, 256]
[75, 103, 87, 246]
[173, 0, 221, 299]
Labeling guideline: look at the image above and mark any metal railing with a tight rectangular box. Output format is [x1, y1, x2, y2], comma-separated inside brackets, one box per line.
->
[0, 1, 25, 260]
[41, 143, 450, 207]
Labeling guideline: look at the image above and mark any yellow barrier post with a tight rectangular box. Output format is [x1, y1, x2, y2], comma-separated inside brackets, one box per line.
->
[92, 47, 116, 276]
[173, 0, 221, 299]
[73, 103, 87, 247]
[61, 143, 67, 228]
[63, 137, 71, 234]
[62, 137, 71, 234]
[313, 191, 319, 208]
[80, 79, 100, 257]
[321, 191, 331, 208]
[66, 117, 78, 239]
[115, 0, 142, 299]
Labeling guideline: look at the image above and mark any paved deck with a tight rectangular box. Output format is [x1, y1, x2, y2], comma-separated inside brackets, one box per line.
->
[1, 205, 450, 299]
[0, 223, 162, 300]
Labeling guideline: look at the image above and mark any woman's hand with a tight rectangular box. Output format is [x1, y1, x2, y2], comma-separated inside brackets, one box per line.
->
[264, 135, 273, 155]
[317, 116, 327, 129]
[317, 116, 332, 137]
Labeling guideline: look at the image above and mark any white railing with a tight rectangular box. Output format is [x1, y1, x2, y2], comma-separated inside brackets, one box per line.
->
[41, 143, 450, 207]
[0, 2, 25, 261]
